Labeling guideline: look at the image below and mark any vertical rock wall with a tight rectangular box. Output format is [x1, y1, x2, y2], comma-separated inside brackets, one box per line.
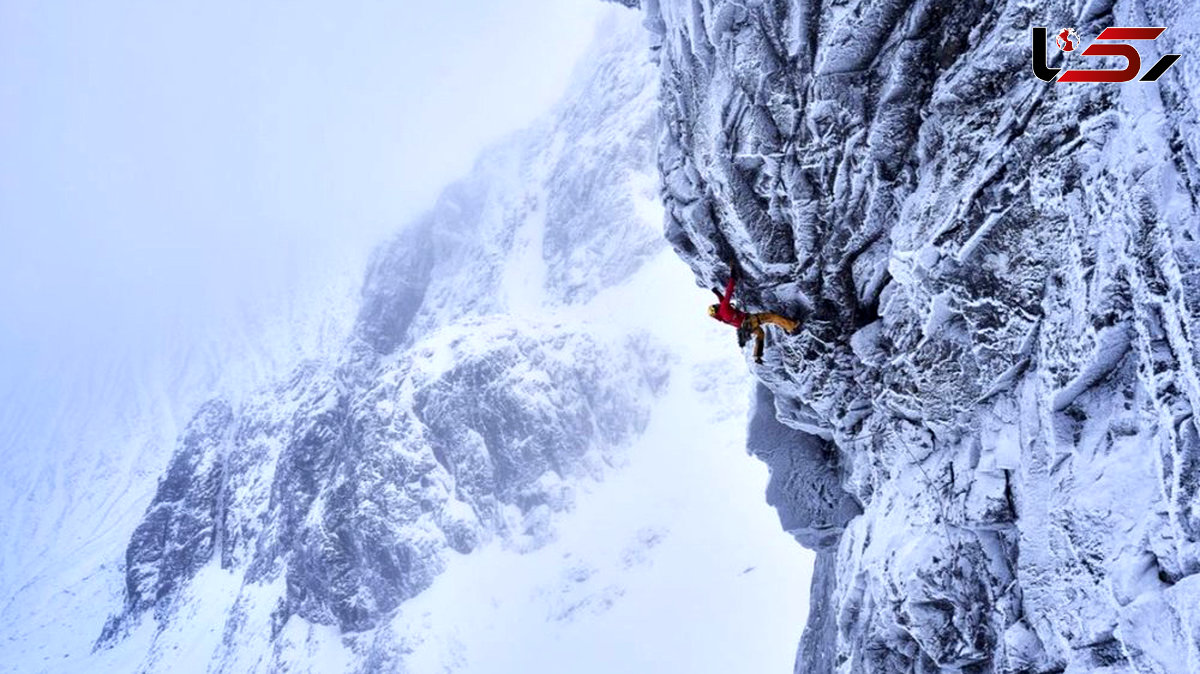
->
[644, 0, 1200, 670]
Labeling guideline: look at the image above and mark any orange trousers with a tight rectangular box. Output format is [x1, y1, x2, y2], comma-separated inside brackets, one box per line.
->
[742, 312, 799, 363]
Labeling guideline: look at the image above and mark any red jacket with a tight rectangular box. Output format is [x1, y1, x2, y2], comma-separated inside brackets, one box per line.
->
[711, 276, 746, 327]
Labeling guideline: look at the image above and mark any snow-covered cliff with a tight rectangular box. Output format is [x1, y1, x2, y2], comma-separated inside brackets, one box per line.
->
[644, 0, 1200, 671]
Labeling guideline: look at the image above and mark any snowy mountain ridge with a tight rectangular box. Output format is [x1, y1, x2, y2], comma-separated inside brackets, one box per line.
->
[90, 11, 667, 661]
[0, 10, 817, 673]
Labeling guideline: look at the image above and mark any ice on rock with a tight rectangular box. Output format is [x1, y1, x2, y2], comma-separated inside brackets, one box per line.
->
[644, 0, 1200, 670]
[748, 383, 860, 550]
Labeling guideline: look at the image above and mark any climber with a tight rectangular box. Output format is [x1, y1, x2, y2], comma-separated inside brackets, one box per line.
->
[707, 270, 799, 364]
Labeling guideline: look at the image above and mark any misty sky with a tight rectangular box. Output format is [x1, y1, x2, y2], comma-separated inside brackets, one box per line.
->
[0, 0, 613, 451]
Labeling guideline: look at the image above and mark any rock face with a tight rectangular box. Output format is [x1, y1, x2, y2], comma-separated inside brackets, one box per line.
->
[748, 383, 860, 551]
[643, 0, 1200, 671]
[99, 14, 669, 661]
[124, 400, 232, 615]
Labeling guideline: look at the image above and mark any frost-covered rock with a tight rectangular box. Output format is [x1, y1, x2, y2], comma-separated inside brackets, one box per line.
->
[644, 0, 1200, 670]
[748, 383, 859, 550]
[121, 400, 232, 615]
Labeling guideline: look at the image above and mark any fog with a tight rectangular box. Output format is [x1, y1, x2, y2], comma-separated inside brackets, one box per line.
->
[0, 0, 609, 456]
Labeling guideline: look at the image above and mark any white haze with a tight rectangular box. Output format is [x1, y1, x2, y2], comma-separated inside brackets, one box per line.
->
[0, 0, 607, 610]
[0, 0, 607, 485]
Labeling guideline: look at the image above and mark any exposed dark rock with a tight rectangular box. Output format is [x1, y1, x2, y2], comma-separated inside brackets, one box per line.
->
[125, 399, 232, 614]
[355, 221, 435, 355]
